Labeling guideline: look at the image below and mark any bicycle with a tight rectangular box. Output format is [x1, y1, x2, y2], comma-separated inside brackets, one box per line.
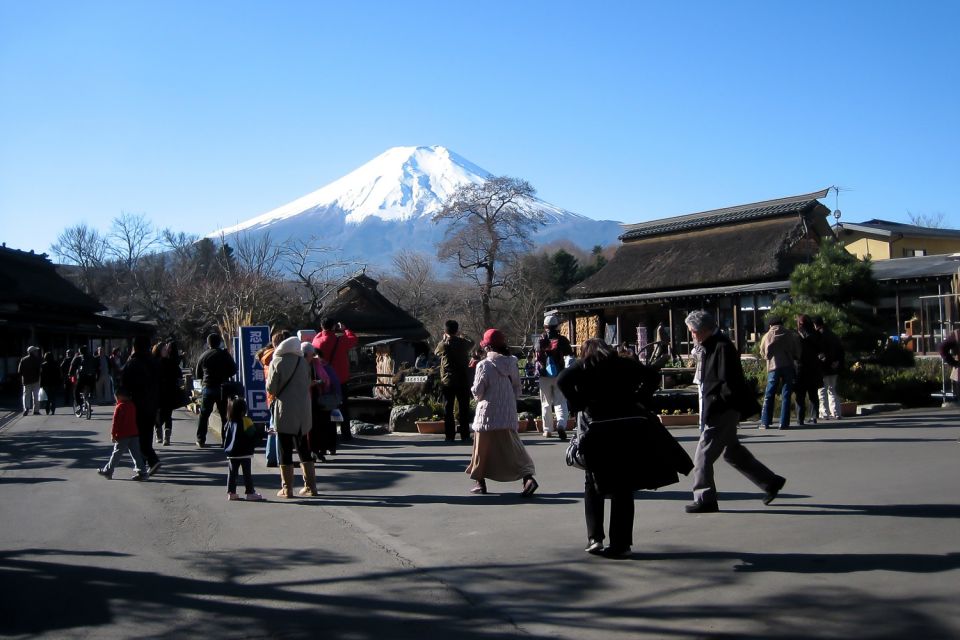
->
[75, 389, 92, 420]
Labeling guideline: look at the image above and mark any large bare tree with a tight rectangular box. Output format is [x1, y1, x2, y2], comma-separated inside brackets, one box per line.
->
[50, 223, 110, 294]
[433, 176, 546, 327]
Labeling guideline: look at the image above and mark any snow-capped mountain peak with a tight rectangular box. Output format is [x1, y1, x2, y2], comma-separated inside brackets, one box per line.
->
[214, 145, 492, 235]
[207, 146, 622, 269]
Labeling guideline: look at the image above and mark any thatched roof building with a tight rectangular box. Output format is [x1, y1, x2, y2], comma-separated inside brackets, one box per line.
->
[319, 272, 430, 399]
[569, 189, 833, 298]
[0, 245, 152, 388]
[321, 273, 429, 343]
[553, 190, 960, 357]
[554, 190, 834, 355]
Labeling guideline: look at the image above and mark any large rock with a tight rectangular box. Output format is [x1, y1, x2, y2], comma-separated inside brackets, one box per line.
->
[390, 404, 433, 433]
[351, 420, 390, 436]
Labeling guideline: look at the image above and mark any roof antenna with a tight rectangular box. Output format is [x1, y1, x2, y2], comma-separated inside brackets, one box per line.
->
[832, 186, 842, 223]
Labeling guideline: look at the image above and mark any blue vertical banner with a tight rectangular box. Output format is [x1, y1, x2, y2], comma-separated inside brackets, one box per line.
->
[238, 326, 270, 422]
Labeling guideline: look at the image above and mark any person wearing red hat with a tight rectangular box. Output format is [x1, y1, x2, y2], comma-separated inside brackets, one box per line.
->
[465, 329, 538, 497]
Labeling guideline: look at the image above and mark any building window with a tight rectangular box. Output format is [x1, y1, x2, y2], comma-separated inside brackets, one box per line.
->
[903, 248, 927, 257]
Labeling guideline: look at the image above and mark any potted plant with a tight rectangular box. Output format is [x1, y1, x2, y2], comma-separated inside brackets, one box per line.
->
[415, 397, 446, 434]
[518, 411, 535, 432]
[658, 408, 700, 427]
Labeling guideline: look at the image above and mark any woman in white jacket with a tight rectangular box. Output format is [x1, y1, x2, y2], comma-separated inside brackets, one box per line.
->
[267, 336, 316, 498]
[465, 329, 538, 496]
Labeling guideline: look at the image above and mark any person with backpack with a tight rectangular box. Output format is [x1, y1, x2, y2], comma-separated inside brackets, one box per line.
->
[535, 314, 573, 441]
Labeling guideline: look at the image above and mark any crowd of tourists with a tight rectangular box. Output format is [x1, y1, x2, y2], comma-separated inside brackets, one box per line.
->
[14, 310, 869, 559]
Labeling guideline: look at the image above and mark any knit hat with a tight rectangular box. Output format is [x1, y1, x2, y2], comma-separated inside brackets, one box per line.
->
[543, 314, 559, 327]
[480, 329, 507, 349]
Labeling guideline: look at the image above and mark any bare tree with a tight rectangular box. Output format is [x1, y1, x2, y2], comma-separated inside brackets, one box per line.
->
[108, 212, 159, 270]
[382, 249, 437, 319]
[281, 236, 355, 325]
[433, 176, 546, 327]
[908, 211, 946, 229]
[50, 223, 109, 293]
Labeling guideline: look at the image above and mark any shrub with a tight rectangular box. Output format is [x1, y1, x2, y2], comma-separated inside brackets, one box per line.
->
[840, 361, 940, 407]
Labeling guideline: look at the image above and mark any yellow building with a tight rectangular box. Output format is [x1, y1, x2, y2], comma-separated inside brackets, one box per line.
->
[834, 219, 960, 260]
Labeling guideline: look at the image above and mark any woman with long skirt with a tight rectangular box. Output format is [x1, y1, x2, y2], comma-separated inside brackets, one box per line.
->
[466, 329, 538, 497]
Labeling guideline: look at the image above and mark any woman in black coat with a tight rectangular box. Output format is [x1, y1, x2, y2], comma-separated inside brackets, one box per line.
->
[558, 338, 692, 559]
[39, 352, 61, 415]
[154, 341, 184, 446]
[794, 314, 823, 426]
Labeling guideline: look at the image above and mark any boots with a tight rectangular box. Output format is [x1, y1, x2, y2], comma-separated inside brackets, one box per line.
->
[277, 465, 295, 498]
[298, 461, 318, 497]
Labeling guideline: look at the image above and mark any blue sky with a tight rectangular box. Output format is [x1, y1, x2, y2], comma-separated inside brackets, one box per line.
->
[1, 0, 957, 255]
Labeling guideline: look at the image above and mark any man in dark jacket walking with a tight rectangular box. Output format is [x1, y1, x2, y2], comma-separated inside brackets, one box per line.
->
[194, 333, 238, 448]
[684, 310, 786, 513]
[121, 335, 162, 476]
[18, 346, 42, 416]
[434, 319, 474, 443]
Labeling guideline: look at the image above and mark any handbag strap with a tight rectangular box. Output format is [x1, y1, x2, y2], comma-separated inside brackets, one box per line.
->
[274, 357, 301, 399]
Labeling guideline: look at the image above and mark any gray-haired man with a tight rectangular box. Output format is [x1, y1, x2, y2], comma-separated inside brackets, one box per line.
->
[684, 310, 786, 513]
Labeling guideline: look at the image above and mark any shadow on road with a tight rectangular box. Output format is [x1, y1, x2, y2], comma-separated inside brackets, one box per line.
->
[1, 547, 955, 639]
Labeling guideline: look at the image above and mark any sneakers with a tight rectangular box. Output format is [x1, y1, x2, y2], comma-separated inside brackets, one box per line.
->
[685, 501, 719, 513]
[601, 546, 632, 559]
[97, 467, 113, 479]
[196, 440, 205, 448]
[227, 492, 241, 501]
[470, 480, 488, 494]
[544, 431, 554, 438]
[558, 430, 568, 442]
[131, 473, 149, 481]
[22, 410, 28, 417]
[763, 476, 787, 505]
[245, 492, 265, 501]
[585, 539, 604, 555]
[148, 462, 162, 477]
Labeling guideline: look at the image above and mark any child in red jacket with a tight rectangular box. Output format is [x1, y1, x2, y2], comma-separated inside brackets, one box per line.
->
[97, 387, 147, 480]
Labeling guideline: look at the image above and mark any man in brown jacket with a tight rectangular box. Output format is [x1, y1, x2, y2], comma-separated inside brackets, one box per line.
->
[434, 320, 474, 443]
[759, 316, 801, 430]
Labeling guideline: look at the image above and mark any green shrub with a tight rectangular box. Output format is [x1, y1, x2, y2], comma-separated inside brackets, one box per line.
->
[840, 361, 940, 407]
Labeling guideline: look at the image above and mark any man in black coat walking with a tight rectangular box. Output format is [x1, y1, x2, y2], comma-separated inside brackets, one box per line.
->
[684, 310, 786, 513]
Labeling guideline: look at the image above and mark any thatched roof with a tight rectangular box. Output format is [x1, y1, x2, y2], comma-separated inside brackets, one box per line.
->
[569, 192, 833, 298]
[619, 188, 831, 241]
[322, 273, 430, 342]
[0, 246, 104, 312]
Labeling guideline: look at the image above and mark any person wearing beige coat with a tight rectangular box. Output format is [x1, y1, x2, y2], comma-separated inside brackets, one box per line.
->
[267, 336, 316, 498]
[759, 317, 801, 429]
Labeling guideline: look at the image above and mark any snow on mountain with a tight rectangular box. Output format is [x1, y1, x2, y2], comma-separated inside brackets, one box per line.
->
[207, 145, 622, 269]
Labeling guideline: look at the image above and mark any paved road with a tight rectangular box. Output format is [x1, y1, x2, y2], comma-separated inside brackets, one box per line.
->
[1, 406, 958, 639]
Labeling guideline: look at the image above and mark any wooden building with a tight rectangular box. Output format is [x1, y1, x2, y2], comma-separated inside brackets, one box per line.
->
[319, 272, 430, 398]
[556, 189, 835, 356]
[0, 246, 153, 390]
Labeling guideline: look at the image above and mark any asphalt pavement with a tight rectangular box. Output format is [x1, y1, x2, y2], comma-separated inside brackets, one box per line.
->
[1, 404, 958, 639]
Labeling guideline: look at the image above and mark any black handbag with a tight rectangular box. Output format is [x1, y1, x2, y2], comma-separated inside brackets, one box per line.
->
[564, 412, 590, 470]
[565, 436, 587, 470]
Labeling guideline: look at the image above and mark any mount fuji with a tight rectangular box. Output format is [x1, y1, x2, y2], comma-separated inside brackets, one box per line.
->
[207, 145, 623, 271]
